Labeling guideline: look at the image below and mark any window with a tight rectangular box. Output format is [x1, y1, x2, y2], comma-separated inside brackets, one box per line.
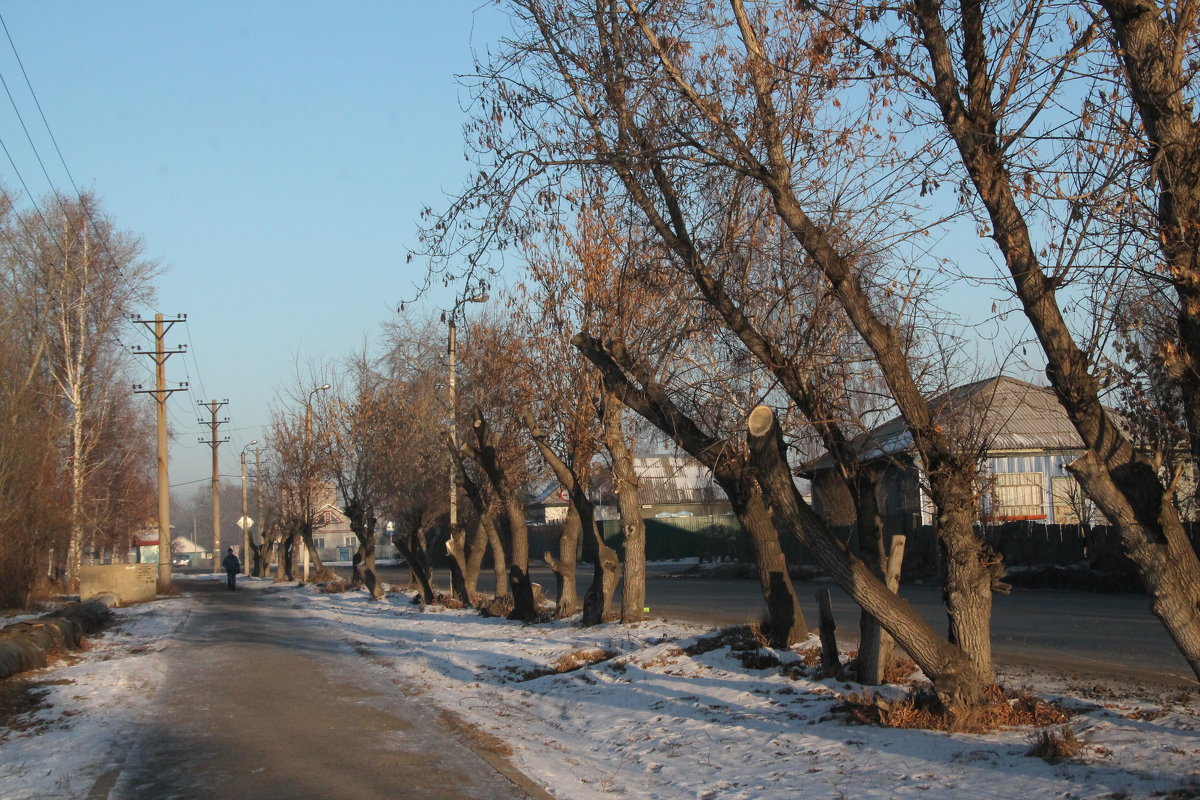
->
[989, 472, 1045, 520]
[1051, 476, 1085, 525]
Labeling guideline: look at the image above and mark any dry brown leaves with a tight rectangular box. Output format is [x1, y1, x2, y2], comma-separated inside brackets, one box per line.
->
[838, 684, 1074, 734]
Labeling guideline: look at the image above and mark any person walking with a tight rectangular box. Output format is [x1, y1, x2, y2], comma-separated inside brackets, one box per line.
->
[222, 548, 241, 591]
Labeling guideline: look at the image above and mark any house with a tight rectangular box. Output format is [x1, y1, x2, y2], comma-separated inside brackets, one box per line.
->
[311, 501, 358, 563]
[131, 531, 160, 564]
[802, 375, 1104, 533]
[171, 535, 210, 566]
[527, 454, 741, 560]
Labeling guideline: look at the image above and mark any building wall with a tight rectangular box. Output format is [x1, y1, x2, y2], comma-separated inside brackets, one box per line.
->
[811, 450, 1092, 529]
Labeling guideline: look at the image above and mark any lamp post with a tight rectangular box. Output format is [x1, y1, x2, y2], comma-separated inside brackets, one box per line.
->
[253, 445, 264, 576]
[240, 440, 257, 577]
[301, 384, 330, 581]
[447, 294, 488, 534]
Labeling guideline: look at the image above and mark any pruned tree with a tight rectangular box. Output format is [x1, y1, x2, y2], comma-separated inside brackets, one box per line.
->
[317, 355, 392, 599]
[373, 317, 454, 606]
[264, 376, 335, 583]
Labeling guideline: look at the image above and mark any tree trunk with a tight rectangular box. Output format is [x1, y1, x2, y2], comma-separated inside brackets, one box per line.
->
[445, 522, 473, 607]
[908, 0, 1200, 681]
[718, 472, 809, 647]
[67, 404, 86, 589]
[747, 405, 992, 706]
[1098, 0, 1200, 517]
[603, 393, 646, 624]
[472, 408, 536, 620]
[278, 529, 296, 582]
[574, 334, 807, 646]
[852, 467, 892, 685]
[521, 409, 609, 621]
[544, 504, 581, 618]
[448, 433, 508, 601]
[859, 532, 907, 685]
[580, 501, 621, 627]
[486, 513, 509, 600]
[395, 527, 435, 605]
[347, 508, 381, 600]
[298, 523, 328, 580]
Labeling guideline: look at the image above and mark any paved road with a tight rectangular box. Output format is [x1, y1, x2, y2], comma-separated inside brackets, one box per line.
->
[90, 580, 543, 800]
[363, 563, 1197, 688]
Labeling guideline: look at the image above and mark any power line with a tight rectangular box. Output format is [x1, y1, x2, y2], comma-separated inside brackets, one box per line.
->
[0, 11, 79, 199]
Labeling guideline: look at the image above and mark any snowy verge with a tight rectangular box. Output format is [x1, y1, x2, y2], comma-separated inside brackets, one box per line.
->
[0, 595, 193, 800]
[300, 585, 1200, 800]
[2, 582, 1198, 800]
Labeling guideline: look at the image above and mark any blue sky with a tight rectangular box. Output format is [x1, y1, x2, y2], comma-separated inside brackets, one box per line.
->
[0, 1, 506, 490]
[0, 1, 1048, 499]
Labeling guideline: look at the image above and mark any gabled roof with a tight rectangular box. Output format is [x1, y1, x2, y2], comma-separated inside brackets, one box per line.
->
[171, 535, 208, 554]
[803, 375, 1105, 472]
[531, 455, 730, 507]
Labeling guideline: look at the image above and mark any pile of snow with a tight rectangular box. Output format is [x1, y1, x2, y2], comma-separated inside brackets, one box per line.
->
[1, 581, 1198, 799]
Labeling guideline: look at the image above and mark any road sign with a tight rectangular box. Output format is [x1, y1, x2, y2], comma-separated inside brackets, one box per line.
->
[237, 516, 254, 531]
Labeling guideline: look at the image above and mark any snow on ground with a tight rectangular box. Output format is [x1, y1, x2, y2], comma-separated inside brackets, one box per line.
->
[2, 578, 1199, 800]
[0, 594, 193, 799]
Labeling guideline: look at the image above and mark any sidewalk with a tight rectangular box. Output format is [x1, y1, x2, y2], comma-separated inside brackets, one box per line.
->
[89, 580, 547, 800]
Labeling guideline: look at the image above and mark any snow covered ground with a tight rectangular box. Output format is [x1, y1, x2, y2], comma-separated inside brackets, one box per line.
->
[2, 576, 1198, 799]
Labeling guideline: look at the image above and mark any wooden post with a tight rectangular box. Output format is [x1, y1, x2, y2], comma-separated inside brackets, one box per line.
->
[885, 535, 907, 593]
[816, 588, 839, 674]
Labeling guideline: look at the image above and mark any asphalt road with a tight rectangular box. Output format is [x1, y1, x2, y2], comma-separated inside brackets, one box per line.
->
[360, 562, 1197, 689]
[92, 579, 541, 800]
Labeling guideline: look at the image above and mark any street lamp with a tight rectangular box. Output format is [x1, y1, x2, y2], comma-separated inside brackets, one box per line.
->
[446, 293, 488, 534]
[240, 440, 257, 577]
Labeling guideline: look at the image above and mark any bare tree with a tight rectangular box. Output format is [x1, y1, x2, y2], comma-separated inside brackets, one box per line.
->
[7, 193, 158, 587]
[317, 356, 393, 599]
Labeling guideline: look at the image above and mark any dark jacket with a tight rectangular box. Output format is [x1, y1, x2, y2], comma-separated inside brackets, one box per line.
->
[221, 553, 240, 573]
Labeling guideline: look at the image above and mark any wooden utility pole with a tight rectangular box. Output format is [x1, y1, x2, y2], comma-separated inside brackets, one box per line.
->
[199, 400, 229, 573]
[132, 313, 187, 591]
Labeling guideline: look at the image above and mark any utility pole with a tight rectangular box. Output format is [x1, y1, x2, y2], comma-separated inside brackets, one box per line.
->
[132, 313, 187, 591]
[199, 400, 230, 574]
[445, 292, 486, 538]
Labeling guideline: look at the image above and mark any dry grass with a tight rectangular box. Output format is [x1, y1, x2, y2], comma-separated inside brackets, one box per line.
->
[881, 655, 920, 684]
[551, 648, 617, 673]
[839, 685, 1074, 734]
[318, 579, 351, 594]
[512, 648, 618, 681]
[683, 626, 762, 657]
[1027, 724, 1084, 764]
[0, 679, 60, 741]
[479, 596, 514, 618]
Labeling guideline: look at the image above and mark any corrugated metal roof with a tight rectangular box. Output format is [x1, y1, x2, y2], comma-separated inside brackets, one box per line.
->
[802, 375, 1113, 472]
[539, 456, 729, 507]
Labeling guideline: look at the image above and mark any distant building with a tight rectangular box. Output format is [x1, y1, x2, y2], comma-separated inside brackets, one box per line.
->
[802, 375, 1111, 532]
[131, 531, 160, 564]
[526, 454, 744, 560]
[311, 498, 358, 563]
[171, 535, 210, 566]
[528, 455, 734, 523]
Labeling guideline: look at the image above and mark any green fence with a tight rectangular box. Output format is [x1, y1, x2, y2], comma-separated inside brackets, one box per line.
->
[600, 516, 753, 561]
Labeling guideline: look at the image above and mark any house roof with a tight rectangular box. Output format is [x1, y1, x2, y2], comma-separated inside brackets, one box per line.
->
[531, 455, 731, 508]
[623, 456, 728, 505]
[802, 375, 1104, 472]
[171, 535, 208, 554]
